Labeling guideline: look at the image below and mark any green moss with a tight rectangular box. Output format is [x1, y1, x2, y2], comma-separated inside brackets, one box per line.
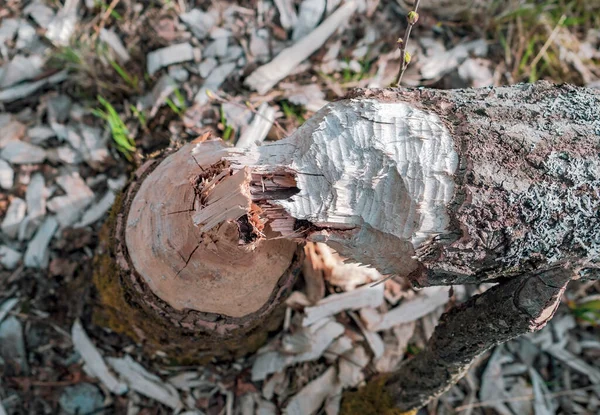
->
[340, 376, 414, 415]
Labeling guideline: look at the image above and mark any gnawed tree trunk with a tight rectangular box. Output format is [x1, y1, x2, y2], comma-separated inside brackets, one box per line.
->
[93, 138, 303, 362]
[94, 82, 599, 405]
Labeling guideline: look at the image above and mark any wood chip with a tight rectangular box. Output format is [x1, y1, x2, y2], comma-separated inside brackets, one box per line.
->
[479, 347, 513, 415]
[374, 321, 415, 373]
[1, 197, 26, 239]
[303, 283, 384, 326]
[0, 141, 46, 164]
[367, 286, 451, 332]
[180, 9, 216, 40]
[194, 62, 237, 104]
[99, 29, 130, 63]
[0, 55, 45, 89]
[245, 1, 357, 94]
[236, 103, 276, 148]
[273, 0, 298, 30]
[147, 43, 195, 76]
[0, 316, 28, 375]
[338, 345, 369, 387]
[0, 298, 19, 324]
[24, 216, 58, 268]
[284, 367, 341, 415]
[71, 320, 128, 395]
[0, 245, 22, 270]
[45, 0, 79, 46]
[47, 173, 95, 227]
[0, 159, 14, 189]
[107, 355, 182, 410]
[24, 1, 55, 29]
[252, 319, 344, 380]
[292, 0, 327, 41]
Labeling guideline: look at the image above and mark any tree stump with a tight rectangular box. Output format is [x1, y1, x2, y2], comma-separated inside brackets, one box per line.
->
[93, 138, 302, 363]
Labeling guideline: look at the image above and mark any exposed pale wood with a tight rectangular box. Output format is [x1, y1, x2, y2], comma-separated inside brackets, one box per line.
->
[71, 320, 128, 395]
[115, 82, 597, 405]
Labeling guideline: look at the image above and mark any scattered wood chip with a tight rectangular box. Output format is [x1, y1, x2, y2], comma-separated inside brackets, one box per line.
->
[99, 29, 130, 63]
[529, 367, 556, 415]
[303, 283, 384, 326]
[348, 311, 384, 360]
[0, 141, 46, 164]
[274, 0, 298, 30]
[24, 216, 58, 268]
[147, 43, 195, 76]
[479, 347, 513, 415]
[194, 62, 237, 104]
[338, 345, 369, 387]
[245, 1, 357, 94]
[47, 172, 95, 227]
[1, 197, 26, 239]
[0, 116, 26, 148]
[420, 39, 488, 81]
[284, 367, 340, 415]
[107, 355, 183, 410]
[374, 321, 415, 373]
[0, 245, 22, 270]
[23, 1, 55, 29]
[46, 0, 79, 46]
[180, 9, 216, 40]
[0, 70, 68, 102]
[0, 55, 44, 89]
[71, 320, 128, 395]
[236, 103, 276, 148]
[0, 298, 19, 324]
[0, 159, 14, 189]
[252, 319, 344, 380]
[0, 316, 28, 375]
[292, 0, 327, 41]
[366, 286, 451, 332]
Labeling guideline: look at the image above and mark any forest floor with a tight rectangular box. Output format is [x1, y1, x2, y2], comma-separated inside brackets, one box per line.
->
[1, 0, 600, 414]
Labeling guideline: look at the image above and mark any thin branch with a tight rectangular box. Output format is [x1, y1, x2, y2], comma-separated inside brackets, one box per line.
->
[394, 0, 421, 87]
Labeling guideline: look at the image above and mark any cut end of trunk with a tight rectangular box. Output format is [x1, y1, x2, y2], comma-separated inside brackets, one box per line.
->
[124, 142, 298, 319]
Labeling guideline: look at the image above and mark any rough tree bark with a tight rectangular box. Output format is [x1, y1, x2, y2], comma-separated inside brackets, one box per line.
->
[95, 82, 599, 405]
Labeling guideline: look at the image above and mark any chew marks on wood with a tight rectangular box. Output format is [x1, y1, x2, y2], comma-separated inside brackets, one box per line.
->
[192, 99, 459, 277]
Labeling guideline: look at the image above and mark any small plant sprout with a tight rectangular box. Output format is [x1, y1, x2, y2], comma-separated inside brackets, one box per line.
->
[165, 87, 187, 116]
[219, 104, 234, 141]
[92, 96, 136, 161]
[394, 1, 421, 87]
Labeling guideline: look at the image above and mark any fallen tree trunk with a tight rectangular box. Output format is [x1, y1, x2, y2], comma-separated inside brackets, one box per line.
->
[94, 82, 598, 405]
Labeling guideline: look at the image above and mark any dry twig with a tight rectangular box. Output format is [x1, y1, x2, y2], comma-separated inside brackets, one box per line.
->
[394, 0, 421, 86]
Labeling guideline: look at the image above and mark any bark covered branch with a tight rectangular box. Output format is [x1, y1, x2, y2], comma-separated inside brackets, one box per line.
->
[382, 264, 572, 411]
